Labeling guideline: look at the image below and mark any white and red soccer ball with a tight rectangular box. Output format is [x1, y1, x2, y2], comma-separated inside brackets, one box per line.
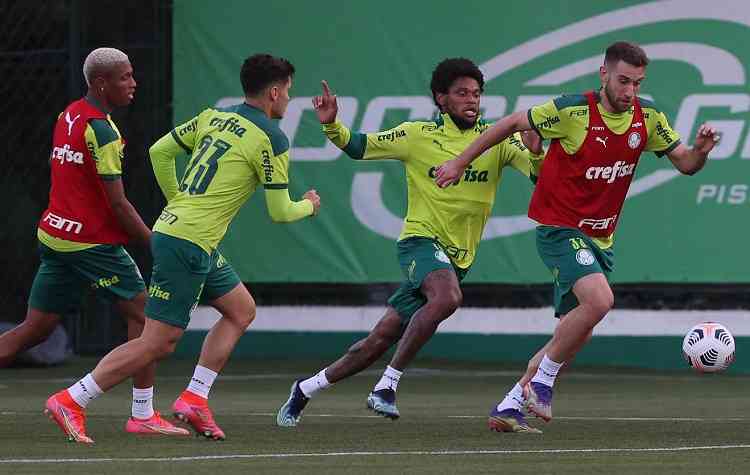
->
[682, 322, 735, 373]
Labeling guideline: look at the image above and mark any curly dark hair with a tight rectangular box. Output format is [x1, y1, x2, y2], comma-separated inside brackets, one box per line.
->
[240, 53, 295, 96]
[430, 58, 484, 110]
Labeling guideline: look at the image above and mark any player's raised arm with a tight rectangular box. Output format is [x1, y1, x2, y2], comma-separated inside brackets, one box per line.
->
[666, 123, 720, 175]
[434, 110, 532, 187]
[316, 80, 410, 161]
[313, 80, 338, 124]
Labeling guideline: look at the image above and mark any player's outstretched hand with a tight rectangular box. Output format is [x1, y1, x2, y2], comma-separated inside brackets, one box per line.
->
[434, 159, 465, 188]
[312, 80, 338, 124]
[304, 189, 321, 215]
[692, 123, 721, 156]
[521, 130, 543, 156]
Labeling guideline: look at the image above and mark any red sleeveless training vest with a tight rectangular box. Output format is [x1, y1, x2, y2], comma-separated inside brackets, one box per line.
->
[38, 98, 129, 244]
[528, 91, 647, 238]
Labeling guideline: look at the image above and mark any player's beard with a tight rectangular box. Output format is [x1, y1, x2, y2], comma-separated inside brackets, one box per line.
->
[448, 112, 477, 130]
[602, 82, 629, 113]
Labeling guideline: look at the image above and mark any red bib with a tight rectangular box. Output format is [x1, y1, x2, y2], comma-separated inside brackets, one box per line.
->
[528, 91, 647, 237]
[38, 98, 129, 244]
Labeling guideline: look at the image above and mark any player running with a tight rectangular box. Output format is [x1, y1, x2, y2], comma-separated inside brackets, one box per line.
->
[434, 42, 719, 433]
[45, 53, 320, 443]
[277, 58, 544, 430]
[2, 47, 188, 440]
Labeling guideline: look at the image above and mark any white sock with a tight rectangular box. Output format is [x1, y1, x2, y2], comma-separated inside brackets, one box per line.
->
[373, 365, 403, 392]
[495, 383, 525, 412]
[131, 387, 154, 419]
[299, 368, 331, 398]
[186, 365, 218, 399]
[67, 373, 103, 408]
[531, 355, 563, 387]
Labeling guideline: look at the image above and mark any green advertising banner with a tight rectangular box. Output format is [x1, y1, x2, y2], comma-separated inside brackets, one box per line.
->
[173, 0, 750, 283]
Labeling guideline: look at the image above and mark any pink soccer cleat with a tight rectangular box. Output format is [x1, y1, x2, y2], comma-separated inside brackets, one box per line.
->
[125, 411, 191, 436]
[172, 391, 226, 440]
[44, 390, 94, 444]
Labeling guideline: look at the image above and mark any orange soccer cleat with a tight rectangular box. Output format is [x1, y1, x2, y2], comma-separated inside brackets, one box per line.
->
[44, 390, 94, 444]
[172, 391, 226, 440]
[125, 411, 191, 436]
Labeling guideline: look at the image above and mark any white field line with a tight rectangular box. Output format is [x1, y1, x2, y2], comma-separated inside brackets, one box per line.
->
[2, 368, 742, 385]
[3, 445, 750, 464]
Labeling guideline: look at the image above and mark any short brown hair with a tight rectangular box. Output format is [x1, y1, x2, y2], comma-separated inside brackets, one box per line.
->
[241, 54, 295, 96]
[604, 41, 649, 68]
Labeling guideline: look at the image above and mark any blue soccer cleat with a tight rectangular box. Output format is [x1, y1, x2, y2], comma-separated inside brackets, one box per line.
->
[488, 406, 542, 434]
[366, 388, 400, 420]
[524, 381, 554, 422]
[276, 379, 310, 427]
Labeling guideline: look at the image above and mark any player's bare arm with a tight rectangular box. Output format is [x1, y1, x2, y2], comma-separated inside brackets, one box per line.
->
[520, 129, 543, 156]
[312, 80, 338, 124]
[102, 179, 152, 246]
[666, 123, 720, 175]
[434, 110, 532, 188]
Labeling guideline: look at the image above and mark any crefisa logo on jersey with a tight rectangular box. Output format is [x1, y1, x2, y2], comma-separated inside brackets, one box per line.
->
[51, 144, 83, 165]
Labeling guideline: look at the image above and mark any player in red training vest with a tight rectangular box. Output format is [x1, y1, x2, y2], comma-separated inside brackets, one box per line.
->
[435, 41, 720, 433]
[0, 47, 188, 441]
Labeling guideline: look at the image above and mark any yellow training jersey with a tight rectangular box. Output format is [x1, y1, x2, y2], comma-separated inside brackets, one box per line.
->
[152, 103, 296, 254]
[324, 113, 543, 269]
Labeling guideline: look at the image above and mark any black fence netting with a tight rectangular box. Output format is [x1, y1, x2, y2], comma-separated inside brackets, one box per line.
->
[1, 0, 171, 350]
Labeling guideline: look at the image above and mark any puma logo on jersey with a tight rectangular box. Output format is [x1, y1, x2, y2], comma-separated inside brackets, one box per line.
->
[595, 136, 608, 148]
[65, 112, 81, 136]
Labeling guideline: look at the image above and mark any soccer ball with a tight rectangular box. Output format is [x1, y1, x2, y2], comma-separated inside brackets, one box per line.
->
[682, 322, 735, 373]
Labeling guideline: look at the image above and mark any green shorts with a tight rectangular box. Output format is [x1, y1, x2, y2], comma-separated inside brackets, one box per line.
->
[28, 241, 146, 315]
[387, 237, 469, 327]
[536, 226, 614, 317]
[145, 232, 241, 329]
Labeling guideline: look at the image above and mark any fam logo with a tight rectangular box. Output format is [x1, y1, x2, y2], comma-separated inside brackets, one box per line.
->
[214, 0, 750, 238]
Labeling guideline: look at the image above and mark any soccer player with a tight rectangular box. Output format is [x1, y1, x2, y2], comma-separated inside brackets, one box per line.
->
[434, 42, 720, 433]
[3, 47, 188, 439]
[276, 58, 544, 429]
[45, 53, 320, 443]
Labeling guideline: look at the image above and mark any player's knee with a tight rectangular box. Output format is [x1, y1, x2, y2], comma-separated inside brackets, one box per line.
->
[149, 339, 179, 360]
[434, 287, 462, 315]
[588, 289, 614, 316]
[242, 302, 256, 329]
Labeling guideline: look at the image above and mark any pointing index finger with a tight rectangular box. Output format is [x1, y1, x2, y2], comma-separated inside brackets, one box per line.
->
[321, 80, 331, 97]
